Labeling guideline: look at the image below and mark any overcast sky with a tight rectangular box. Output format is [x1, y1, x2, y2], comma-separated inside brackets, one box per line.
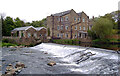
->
[0, 0, 119, 22]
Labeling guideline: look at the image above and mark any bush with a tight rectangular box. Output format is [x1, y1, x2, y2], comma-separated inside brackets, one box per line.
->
[2, 42, 17, 47]
[52, 39, 81, 45]
[2, 38, 9, 43]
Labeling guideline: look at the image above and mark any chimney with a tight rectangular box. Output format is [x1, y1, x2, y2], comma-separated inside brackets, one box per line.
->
[92, 16, 94, 19]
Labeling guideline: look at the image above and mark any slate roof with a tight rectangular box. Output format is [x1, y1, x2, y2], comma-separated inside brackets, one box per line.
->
[77, 12, 82, 17]
[35, 27, 46, 31]
[11, 26, 35, 31]
[51, 9, 72, 16]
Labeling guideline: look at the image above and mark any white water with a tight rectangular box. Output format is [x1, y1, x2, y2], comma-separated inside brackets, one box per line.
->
[31, 43, 119, 74]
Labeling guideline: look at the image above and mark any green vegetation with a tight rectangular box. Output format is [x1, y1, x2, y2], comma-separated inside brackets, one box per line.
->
[1, 14, 46, 36]
[2, 42, 17, 47]
[89, 18, 113, 39]
[52, 39, 81, 45]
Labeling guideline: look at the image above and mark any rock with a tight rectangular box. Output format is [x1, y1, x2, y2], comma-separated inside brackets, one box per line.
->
[6, 69, 16, 75]
[15, 62, 25, 68]
[47, 61, 56, 66]
[6, 66, 13, 71]
[9, 46, 14, 48]
[44, 52, 48, 54]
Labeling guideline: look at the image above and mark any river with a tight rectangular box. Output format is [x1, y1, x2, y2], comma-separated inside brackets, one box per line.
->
[1, 43, 120, 75]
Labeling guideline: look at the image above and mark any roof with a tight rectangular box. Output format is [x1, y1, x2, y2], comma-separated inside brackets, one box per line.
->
[11, 26, 35, 31]
[35, 27, 46, 31]
[77, 12, 82, 17]
[51, 9, 72, 16]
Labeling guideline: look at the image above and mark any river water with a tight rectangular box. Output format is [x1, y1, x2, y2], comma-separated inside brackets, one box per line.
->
[1, 43, 120, 75]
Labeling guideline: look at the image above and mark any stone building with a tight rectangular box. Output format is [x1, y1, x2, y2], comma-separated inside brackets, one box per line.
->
[47, 9, 90, 41]
[11, 26, 47, 45]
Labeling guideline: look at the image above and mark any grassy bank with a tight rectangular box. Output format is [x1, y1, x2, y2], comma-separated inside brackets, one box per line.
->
[52, 39, 81, 45]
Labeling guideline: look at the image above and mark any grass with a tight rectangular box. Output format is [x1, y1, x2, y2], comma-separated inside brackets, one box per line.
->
[2, 42, 17, 47]
[52, 39, 81, 45]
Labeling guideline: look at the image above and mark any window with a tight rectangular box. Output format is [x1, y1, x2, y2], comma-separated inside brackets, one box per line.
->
[75, 26, 77, 30]
[75, 33, 77, 38]
[78, 18, 80, 21]
[61, 25, 63, 30]
[57, 25, 60, 30]
[65, 16, 68, 21]
[79, 26, 81, 30]
[61, 17, 63, 21]
[28, 33, 31, 38]
[65, 26, 68, 30]
[61, 33, 63, 38]
[58, 18, 60, 21]
[40, 34, 42, 37]
[57, 33, 59, 37]
[83, 18, 85, 22]
[65, 33, 68, 38]
[74, 17, 76, 21]
[83, 26, 86, 30]
[34, 33, 37, 38]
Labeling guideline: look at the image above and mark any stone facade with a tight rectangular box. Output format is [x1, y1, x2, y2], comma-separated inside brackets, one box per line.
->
[47, 9, 90, 41]
[11, 26, 47, 45]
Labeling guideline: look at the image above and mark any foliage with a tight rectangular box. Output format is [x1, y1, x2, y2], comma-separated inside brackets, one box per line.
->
[52, 39, 81, 45]
[1, 15, 46, 36]
[2, 42, 17, 47]
[91, 18, 113, 39]
[2, 38, 16, 44]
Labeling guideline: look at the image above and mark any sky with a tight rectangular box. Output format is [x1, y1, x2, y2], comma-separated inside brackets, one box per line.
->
[0, 0, 120, 22]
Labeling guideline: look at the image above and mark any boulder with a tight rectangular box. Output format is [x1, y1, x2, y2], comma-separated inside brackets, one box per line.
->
[47, 61, 56, 66]
[6, 66, 13, 71]
[15, 62, 25, 68]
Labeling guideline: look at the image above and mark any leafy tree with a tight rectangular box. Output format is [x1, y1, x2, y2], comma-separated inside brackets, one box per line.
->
[91, 18, 113, 39]
[4, 16, 15, 36]
[14, 17, 25, 27]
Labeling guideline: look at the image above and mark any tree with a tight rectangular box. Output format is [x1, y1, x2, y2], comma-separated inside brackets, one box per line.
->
[91, 18, 113, 39]
[4, 16, 15, 36]
[14, 17, 25, 27]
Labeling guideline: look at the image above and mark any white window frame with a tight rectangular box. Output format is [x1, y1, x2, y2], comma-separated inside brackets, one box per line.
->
[34, 33, 37, 38]
[27, 33, 31, 38]
[74, 17, 76, 21]
[79, 26, 81, 30]
[57, 25, 60, 30]
[61, 17, 63, 22]
[58, 18, 60, 22]
[75, 33, 77, 38]
[75, 26, 77, 30]
[83, 18, 85, 22]
[65, 16, 68, 21]
[61, 25, 63, 30]
[78, 18, 80, 21]
[65, 26, 68, 30]
[61, 33, 63, 38]
[57, 33, 59, 37]
[83, 26, 86, 30]
[65, 33, 68, 38]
